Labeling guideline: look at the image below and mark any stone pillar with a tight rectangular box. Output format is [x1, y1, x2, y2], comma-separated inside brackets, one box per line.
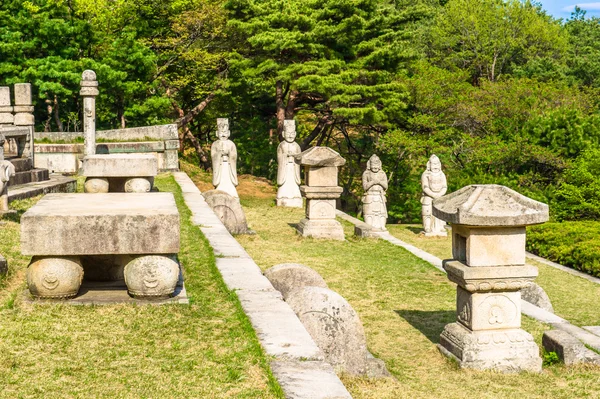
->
[294, 147, 346, 240]
[0, 87, 13, 126]
[13, 83, 35, 160]
[80, 70, 99, 157]
[433, 184, 548, 373]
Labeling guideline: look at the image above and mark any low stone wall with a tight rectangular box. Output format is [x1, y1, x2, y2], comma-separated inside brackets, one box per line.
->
[34, 124, 179, 173]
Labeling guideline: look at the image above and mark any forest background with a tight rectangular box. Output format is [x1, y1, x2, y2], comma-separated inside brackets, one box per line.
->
[2, 0, 600, 224]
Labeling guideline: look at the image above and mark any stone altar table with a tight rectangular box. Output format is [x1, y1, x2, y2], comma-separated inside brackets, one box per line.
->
[82, 154, 158, 193]
[21, 193, 180, 299]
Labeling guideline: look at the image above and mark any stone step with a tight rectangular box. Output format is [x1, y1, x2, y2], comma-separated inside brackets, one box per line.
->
[8, 168, 49, 186]
[8, 174, 77, 202]
[7, 157, 33, 172]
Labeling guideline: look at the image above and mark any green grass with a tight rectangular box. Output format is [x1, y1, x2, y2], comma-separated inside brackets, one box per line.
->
[226, 195, 600, 399]
[387, 224, 600, 326]
[0, 174, 282, 398]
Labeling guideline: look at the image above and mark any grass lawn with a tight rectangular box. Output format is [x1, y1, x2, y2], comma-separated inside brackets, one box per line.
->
[387, 224, 600, 327]
[0, 174, 282, 398]
[178, 165, 600, 398]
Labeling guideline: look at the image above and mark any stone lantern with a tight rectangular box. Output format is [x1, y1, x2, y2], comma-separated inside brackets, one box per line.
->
[294, 147, 346, 240]
[432, 184, 548, 373]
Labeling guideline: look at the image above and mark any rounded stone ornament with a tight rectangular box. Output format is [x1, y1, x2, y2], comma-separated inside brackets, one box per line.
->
[27, 256, 83, 299]
[124, 255, 179, 298]
[84, 177, 109, 193]
[124, 178, 152, 193]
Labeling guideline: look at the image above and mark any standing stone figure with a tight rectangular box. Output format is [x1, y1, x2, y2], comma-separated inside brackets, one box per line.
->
[362, 154, 388, 231]
[276, 120, 302, 207]
[421, 154, 447, 236]
[211, 118, 239, 199]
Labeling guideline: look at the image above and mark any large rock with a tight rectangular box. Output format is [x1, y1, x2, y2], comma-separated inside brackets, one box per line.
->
[264, 263, 328, 299]
[286, 286, 388, 377]
[521, 282, 554, 313]
[543, 330, 600, 365]
[203, 190, 251, 235]
[21, 193, 180, 256]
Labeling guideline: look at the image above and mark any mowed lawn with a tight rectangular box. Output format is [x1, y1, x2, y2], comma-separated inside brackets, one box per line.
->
[387, 224, 600, 327]
[226, 190, 600, 399]
[0, 175, 282, 398]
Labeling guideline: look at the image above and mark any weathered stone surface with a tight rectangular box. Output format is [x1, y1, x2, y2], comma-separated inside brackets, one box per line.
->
[296, 219, 345, 241]
[211, 118, 239, 198]
[82, 154, 158, 177]
[443, 260, 538, 292]
[0, 113, 14, 124]
[362, 154, 388, 231]
[27, 256, 84, 299]
[124, 255, 180, 298]
[294, 146, 346, 167]
[286, 286, 387, 376]
[35, 124, 178, 142]
[21, 193, 180, 256]
[521, 282, 554, 313]
[13, 83, 32, 106]
[81, 70, 99, 157]
[202, 190, 250, 234]
[264, 263, 328, 299]
[542, 330, 600, 365]
[84, 177, 109, 193]
[439, 322, 542, 372]
[452, 225, 526, 267]
[433, 184, 549, 226]
[421, 154, 447, 236]
[0, 87, 10, 107]
[124, 177, 152, 193]
[270, 361, 353, 399]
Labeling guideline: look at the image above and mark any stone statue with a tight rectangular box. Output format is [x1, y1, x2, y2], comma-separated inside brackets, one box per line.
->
[421, 154, 447, 236]
[0, 159, 15, 212]
[210, 118, 239, 199]
[276, 120, 302, 207]
[362, 154, 388, 231]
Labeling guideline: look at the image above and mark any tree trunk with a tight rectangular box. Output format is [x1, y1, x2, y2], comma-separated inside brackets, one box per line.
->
[176, 92, 216, 128]
[44, 97, 53, 132]
[53, 95, 63, 132]
[171, 95, 213, 170]
[275, 80, 286, 140]
[301, 114, 333, 150]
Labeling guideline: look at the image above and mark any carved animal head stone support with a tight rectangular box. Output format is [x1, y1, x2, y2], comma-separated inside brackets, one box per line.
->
[0, 161, 15, 184]
[216, 118, 230, 140]
[283, 120, 297, 143]
[367, 154, 382, 172]
[427, 154, 442, 173]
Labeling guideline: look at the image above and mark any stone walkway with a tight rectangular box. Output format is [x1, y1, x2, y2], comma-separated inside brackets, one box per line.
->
[335, 210, 600, 352]
[174, 172, 352, 399]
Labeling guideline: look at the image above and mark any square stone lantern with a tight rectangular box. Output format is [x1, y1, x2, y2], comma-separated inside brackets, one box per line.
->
[294, 147, 346, 240]
[432, 184, 549, 373]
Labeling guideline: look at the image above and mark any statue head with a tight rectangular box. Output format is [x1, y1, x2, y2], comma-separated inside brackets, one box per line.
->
[283, 119, 296, 143]
[367, 154, 382, 173]
[216, 118, 230, 140]
[427, 154, 442, 173]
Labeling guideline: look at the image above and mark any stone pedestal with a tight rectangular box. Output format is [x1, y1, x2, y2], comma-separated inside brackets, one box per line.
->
[294, 147, 346, 240]
[21, 193, 180, 299]
[433, 184, 549, 373]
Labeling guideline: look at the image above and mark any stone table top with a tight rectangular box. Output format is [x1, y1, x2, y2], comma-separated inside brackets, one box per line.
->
[433, 184, 549, 226]
[21, 193, 179, 255]
[81, 153, 158, 177]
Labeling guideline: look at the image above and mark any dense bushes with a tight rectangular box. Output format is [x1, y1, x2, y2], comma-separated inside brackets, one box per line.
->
[527, 221, 600, 277]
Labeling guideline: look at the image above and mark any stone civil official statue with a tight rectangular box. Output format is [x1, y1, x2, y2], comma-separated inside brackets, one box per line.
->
[362, 154, 388, 230]
[421, 154, 447, 236]
[276, 120, 302, 207]
[211, 118, 239, 199]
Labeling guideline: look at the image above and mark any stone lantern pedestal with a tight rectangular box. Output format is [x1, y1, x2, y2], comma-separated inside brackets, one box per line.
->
[433, 184, 548, 373]
[294, 147, 346, 240]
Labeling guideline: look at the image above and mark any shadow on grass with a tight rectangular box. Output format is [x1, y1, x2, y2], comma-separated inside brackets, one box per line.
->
[404, 226, 424, 234]
[1, 210, 23, 223]
[287, 222, 298, 229]
[395, 309, 455, 344]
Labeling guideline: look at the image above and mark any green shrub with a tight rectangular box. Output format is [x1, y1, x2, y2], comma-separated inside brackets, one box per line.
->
[527, 221, 600, 277]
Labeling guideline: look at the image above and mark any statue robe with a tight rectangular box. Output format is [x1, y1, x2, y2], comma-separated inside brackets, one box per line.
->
[211, 139, 238, 188]
[277, 141, 301, 186]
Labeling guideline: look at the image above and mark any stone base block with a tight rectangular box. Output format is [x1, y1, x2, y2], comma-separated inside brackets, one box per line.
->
[542, 330, 600, 366]
[277, 197, 303, 208]
[296, 218, 345, 240]
[438, 322, 542, 373]
[354, 223, 384, 238]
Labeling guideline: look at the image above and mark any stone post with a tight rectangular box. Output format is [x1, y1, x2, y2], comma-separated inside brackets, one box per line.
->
[432, 184, 548, 373]
[80, 70, 99, 157]
[13, 83, 35, 161]
[0, 87, 13, 126]
[294, 146, 346, 240]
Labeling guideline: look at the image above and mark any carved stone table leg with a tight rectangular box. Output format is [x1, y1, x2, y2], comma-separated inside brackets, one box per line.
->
[27, 256, 83, 299]
[84, 177, 109, 193]
[124, 177, 152, 193]
[124, 255, 179, 298]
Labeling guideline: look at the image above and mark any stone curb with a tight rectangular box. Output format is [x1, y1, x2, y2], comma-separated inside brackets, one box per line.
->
[173, 172, 352, 399]
[335, 210, 600, 353]
[526, 252, 600, 285]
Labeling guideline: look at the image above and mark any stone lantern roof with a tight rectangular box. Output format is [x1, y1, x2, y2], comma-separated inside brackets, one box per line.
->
[294, 147, 346, 167]
[432, 184, 549, 226]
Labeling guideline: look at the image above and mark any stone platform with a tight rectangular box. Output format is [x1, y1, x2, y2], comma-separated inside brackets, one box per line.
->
[8, 174, 76, 202]
[82, 154, 158, 193]
[21, 193, 181, 300]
